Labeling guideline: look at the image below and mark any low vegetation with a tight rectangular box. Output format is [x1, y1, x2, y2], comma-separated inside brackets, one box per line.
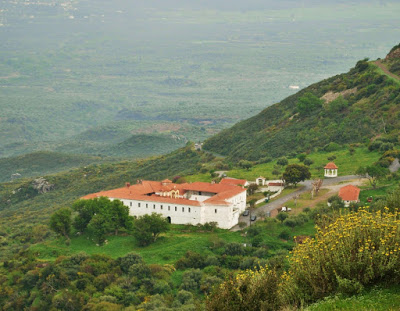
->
[206, 207, 400, 310]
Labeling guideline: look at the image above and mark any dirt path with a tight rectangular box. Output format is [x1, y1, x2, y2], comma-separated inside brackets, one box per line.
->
[374, 60, 400, 81]
[231, 175, 363, 230]
[297, 179, 365, 211]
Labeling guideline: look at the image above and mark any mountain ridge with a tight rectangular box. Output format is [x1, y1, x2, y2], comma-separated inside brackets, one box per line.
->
[203, 49, 400, 161]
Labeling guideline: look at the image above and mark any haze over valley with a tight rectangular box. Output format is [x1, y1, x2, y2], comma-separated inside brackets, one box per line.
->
[1, 0, 399, 160]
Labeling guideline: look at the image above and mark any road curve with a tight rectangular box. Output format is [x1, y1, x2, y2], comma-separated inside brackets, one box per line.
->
[232, 175, 360, 230]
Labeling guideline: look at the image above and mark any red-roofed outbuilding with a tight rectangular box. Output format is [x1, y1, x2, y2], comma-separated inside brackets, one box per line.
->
[338, 185, 360, 207]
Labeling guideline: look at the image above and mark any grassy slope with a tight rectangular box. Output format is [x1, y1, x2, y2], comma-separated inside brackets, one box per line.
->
[306, 285, 400, 311]
[203, 59, 400, 161]
[29, 218, 316, 265]
[186, 147, 381, 183]
[0, 145, 205, 260]
[0, 151, 107, 183]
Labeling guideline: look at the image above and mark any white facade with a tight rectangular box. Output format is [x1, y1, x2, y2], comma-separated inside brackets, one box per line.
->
[256, 176, 266, 186]
[324, 168, 338, 177]
[84, 180, 246, 229]
[110, 190, 246, 229]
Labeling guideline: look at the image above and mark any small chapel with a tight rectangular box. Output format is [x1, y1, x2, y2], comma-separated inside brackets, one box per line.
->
[324, 162, 338, 178]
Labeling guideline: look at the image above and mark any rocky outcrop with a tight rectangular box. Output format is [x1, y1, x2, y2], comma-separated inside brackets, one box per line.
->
[321, 87, 357, 103]
[32, 177, 54, 194]
[385, 46, 400, 60]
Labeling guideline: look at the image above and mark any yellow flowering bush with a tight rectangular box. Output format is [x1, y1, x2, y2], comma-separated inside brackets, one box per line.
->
[206, 266, 280, 311]
[282, 207, 400, 305]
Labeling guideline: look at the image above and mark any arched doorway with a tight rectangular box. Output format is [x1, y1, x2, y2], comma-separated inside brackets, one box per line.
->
[166, 216, 171, 224]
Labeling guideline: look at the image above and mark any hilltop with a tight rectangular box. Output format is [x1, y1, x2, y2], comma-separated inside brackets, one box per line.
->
[203, 46, 400, 161]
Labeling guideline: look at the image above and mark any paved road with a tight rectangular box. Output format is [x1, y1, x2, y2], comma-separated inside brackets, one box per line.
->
[231, 175, 359, 230]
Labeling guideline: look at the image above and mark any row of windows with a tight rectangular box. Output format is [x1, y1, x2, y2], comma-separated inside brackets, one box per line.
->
[130, 201, 192, 213]
[128, 201, 219, 214]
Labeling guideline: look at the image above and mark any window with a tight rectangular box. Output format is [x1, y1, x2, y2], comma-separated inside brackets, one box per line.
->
[199, 191, 202, 195]
[130, 202, 132, 207]
[138, 203, 141, 207]
[215, 209, 217, 214]
[161, 205, 163, 210]
[168, 206, 170, 211]
[146, 204, 148, 208]
[153, 204, 156, 210]
[182, 207, 184, 212]
[188, 208, 191, 213]
[175, 206, 177, 211]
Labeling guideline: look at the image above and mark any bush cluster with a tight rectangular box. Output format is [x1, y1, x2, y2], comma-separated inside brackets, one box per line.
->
[281, 208, 400, 305]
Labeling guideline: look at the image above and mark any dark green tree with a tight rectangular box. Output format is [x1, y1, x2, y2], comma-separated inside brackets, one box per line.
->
[72, 197, 132, 235]
[72, 198, 102, 232]
[283, 164, 311, 187]
[239, 160, 252, 171]
[246, 184, 258, 196]
[49, 208, 72, 242]
[296, 92, 323, 115]
[87, 214, 111, 245]
[108, 199, 133, 235]
[276, 212, 288, 223]
[277, 157, 288, 166]
[133, 213, 170, 246]
[297, 153, 307, 162]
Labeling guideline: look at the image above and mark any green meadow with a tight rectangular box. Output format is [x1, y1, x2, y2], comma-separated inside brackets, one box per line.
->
[186, 147, 381, 183]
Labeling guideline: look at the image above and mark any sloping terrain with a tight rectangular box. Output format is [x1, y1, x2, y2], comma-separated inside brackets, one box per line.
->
[204, 47, 400, 161]
[0, 151, 105, 183]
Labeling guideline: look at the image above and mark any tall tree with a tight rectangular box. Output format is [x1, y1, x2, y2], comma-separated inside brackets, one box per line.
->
[108, 199, 133, 235]
[87, 214, 111, 246]
[49, 208, 72, 242]
[133, 213, 170, 246]
[283, 164, 311, 187]
[356, 165, 388, 189]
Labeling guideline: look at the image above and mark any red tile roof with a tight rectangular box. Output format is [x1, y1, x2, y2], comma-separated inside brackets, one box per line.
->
[220, 178, 247, 186]
[82, 180, 245, 207]
[338, 185, 360, 201]
[324, 162, 338, 169]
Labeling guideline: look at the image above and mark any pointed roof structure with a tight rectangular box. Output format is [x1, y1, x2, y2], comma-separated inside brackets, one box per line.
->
[324, 162, 338, 169]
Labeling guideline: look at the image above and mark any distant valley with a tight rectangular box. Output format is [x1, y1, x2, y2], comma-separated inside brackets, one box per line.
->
[1, 0, 400, 163]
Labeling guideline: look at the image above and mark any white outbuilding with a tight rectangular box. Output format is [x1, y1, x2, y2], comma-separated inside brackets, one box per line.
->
[324, 162, 338, 178]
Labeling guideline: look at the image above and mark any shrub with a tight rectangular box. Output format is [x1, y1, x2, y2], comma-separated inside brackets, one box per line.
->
[278, 230, 291, 240]
[276, 212, 288, 223]
[379, 142, 394, 152]
[283, 218, 297, 228]
[277, 157, 288, 166]
[324, 142, 341, 152]
[180, 269, 203, 292]
[223, 243, 245, 256]
[303, 158, 314, 166]
[281, 208, 400, 305]
[368, 139, 383, 151]
[206, 267, 281, 311]
[297, 153, 307, 162]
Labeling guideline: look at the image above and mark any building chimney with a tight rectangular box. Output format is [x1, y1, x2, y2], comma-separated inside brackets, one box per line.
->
[126, 182, 130, 188]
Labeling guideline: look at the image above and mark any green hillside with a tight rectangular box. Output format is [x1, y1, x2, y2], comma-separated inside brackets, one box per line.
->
[0, 144, 206, 260]
[0, 151, 106, 183]
[204, 46, 400, 161]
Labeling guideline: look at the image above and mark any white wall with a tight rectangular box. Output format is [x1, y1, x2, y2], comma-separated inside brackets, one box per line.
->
[109, 189, 246, 229]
